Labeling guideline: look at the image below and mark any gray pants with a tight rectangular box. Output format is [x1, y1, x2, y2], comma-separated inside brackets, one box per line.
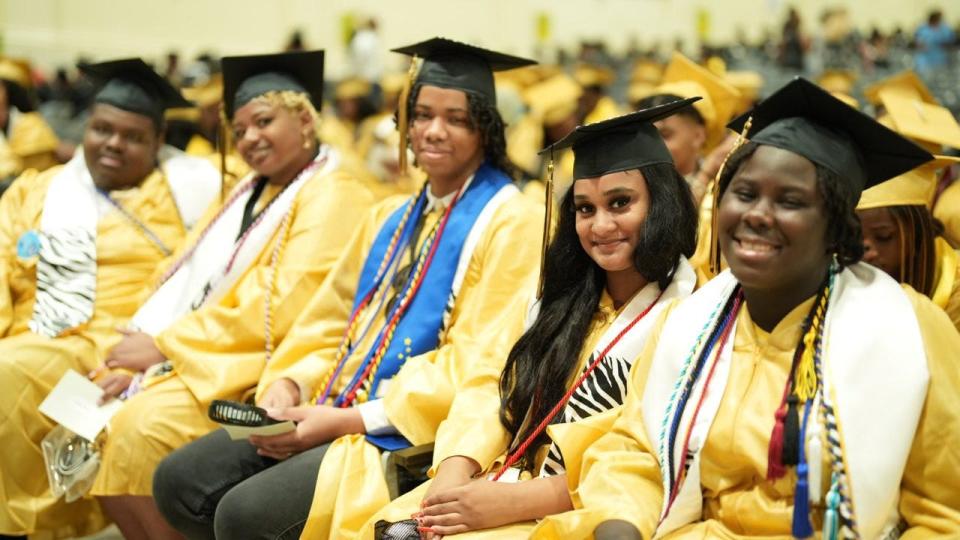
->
[153, 429, 328, 540]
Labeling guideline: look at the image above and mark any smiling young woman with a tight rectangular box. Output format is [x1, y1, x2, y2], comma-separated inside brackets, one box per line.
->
[151, 38, 546, 540]
[362, 99, 700, 540]
[85, 50, 377, 540]
[534, 78, 960, 540]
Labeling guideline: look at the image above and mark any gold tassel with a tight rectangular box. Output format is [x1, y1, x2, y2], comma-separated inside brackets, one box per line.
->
[709, 117, 753, 275]
[397, 56, 421, 175]
[536, 154, 555, 299]
[217, 116, 228, 202]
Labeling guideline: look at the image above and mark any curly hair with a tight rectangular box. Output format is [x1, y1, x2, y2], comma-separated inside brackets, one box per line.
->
[499, 162, 698, 468]
[402, 84, 517, 179]
[717, 141, 864, 266]
[226, 90, 323, 145]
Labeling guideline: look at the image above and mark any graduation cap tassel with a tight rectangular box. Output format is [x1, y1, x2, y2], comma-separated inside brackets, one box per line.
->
[709, 117, 753, 275]
[537, 154, 555, 300]
[397, 56, 420, 175]
[217, 107, 230, 202]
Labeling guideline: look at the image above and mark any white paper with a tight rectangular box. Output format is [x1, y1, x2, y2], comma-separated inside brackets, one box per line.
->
[221, 421, 296, 441]
[39, 370, 123, 442]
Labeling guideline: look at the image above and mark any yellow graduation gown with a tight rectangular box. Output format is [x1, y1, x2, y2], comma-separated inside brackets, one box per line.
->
[534, 289, 960, 539]
[931, 236, 960, 333]
[0, 166, 190, 538]
[257, 187, 544, 539]
[90, 164, 375, 497]
[934, 180, 960, 247]
[0, 111, 59, 179]
[360, 291, 632, 539]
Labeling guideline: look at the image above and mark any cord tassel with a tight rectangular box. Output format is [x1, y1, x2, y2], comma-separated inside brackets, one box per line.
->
[807, 422, 823, 503]
[782, 395, 801, 466]
[792, 462, 813, 538]
[823, 479, 841, 540]
[767, 404, 787, 480]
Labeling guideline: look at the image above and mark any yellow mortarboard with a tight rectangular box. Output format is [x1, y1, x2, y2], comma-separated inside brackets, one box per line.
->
[705, 56, 727, 77]
[816, 69, 857, 95]
[335, 77, 373, 100]
[656, 52, 741, 149]
[523, 73, 582, 127]
[182, 73, 223, 108]
[858, 155, 960, 210]
[628, 81, 657, 106]
[164, 106, 200, 123]
[864, 70, 938, 106]
[0, 57, 36, 111]
[882, 92, 960, 151]
[724, 70, 764, 114]
[832, 92, 860, 110]
[630, 59, 663, 84]
[495, 65, 553, 90]
[0, 57, 32, 89]
[380, 72, 407, 96]
[574, 63, 616, 88]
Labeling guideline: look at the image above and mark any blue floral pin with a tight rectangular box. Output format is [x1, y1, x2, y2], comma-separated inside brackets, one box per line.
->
[17, 230, 42, 259]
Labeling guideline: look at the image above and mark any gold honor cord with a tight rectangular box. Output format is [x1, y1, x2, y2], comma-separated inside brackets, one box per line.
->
[397, 56, 421, 175]
[709, 117, 753, 275]
[537, 154, 555, 299]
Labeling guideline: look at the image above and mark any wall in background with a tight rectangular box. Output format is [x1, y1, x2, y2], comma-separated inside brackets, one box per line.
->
[3, 0, 958, 76]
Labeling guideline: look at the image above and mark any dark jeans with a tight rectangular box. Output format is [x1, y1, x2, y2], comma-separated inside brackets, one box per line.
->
[153, 429, 328, 540]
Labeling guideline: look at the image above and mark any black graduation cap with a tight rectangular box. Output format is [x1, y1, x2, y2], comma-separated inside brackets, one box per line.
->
[391, 37, 536, 105]
[221, 50, 324, 118]
[79, 58, 189, 127]
[539, 97, 702, 180]
[728, 77, 932, 190]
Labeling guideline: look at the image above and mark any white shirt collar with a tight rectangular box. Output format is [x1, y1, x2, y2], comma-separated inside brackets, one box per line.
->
[424, 172, 475, 213]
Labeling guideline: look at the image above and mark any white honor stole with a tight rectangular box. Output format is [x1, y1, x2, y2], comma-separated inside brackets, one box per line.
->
[132, 146, 338, 336]
[642, 264, 928, 540]
[537, 256, 698, 477]
[28, 146, 218, 338]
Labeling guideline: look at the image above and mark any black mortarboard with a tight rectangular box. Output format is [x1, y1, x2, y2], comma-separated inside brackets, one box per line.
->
[728, 77, 932, 190]
[79, 58, 189, 127]
[539, 97, 701, 180]
[391, 37, 536, 105]
[221, 50, 325, 118]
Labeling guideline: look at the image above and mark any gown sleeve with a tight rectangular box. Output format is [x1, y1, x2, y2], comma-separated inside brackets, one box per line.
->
[253, 197, 402, 403]
[898, 288, 960, 538]
[382, 195, 544, 446]
[155, 172, 374, 406]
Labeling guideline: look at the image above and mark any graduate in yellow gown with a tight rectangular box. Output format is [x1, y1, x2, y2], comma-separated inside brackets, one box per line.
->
[533, 79, 960, 540]
[366, 99, 702, 540]
[574, 64, 622, 126]
[858, 156, 960, 331]
[152, 37, 544, 540]
[636, 53, 743, 286]
[83, 50, 375, 539]
[0, 58, 221, 539]
[0, 57, 60, 185]
[510, 73, 582, 201]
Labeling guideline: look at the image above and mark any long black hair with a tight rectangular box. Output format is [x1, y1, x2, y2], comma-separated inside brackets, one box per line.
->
[402, 84, 517, 179]
[717, 141, 864, 266]
[499, 162, 698, 466]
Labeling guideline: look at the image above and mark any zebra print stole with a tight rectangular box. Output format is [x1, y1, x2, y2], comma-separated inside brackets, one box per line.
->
[28, 153, 98, 337]
[538, 256, 696, 477]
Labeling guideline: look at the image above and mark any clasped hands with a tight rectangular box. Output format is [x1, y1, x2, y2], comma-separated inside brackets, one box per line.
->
[93, 328, 166, 402]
